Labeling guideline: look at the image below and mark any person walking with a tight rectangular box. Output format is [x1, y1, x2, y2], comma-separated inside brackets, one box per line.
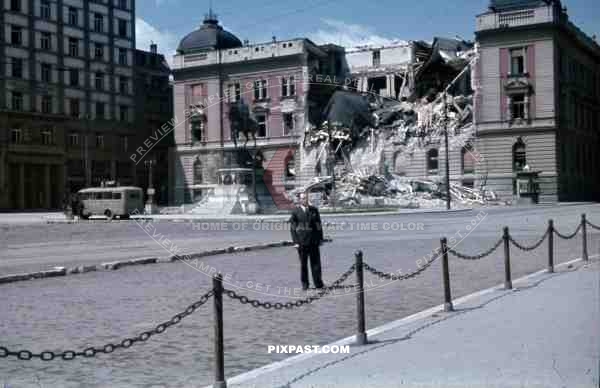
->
[289, 192, 324, 290]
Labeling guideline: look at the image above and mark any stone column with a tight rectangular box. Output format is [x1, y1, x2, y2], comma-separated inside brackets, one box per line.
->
[18, 163, 25, 209]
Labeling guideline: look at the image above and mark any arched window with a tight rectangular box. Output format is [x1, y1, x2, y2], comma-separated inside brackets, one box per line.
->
[193, 158, 203, 185]
[427, 148, 439, 175]
[461, 144, 476, 174]
[513, 139, 526, 172]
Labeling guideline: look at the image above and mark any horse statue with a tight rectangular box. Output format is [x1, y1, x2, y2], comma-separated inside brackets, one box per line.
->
[229, 100, 258, 149]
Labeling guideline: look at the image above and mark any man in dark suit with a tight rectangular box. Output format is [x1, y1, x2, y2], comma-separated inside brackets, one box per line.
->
[289, 192, 324, 290]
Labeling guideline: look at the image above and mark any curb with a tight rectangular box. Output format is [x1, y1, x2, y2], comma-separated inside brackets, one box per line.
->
[0, 239, 319, 286]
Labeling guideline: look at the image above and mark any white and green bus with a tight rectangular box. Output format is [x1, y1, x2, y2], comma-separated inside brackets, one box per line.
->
[77, 186, 143, 220]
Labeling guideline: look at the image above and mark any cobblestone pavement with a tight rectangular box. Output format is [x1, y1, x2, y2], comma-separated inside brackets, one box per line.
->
[0, 204, 599, 387]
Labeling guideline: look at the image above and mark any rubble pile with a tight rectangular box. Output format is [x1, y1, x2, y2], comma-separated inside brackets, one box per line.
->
[292, 89, 501, 209]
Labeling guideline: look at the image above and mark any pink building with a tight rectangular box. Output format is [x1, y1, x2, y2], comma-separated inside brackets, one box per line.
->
[170, 13, 345, 207]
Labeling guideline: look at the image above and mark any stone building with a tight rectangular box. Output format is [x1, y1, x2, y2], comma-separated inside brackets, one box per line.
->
[133, 43, 172, 205]
[474, 0, 600, 201]
[0, 0, 136, 210]
[170, 13, 345, 207]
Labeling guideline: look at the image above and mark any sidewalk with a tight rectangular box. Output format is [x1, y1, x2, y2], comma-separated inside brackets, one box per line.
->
[220, 259, 599, 388]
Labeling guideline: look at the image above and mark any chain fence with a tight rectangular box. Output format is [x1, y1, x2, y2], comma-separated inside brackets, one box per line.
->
[0, 289, 214, 361]
[362, 253, 440, 281]
[448, 237, 503, 260]
[509, 228, 550, 251]
[554, 223, 582, 240]
[224, 264, 357, 310]
[587, 219, 600, 231]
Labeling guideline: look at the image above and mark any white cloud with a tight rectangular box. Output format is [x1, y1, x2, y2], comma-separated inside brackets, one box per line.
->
[135, 17, 179, 66]
[309, 19, 406, 49]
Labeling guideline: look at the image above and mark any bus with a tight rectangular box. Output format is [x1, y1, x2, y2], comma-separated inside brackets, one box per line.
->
[77, 186, 143, 220]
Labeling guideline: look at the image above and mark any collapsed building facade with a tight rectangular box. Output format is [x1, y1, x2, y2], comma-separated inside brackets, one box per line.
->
[170, 0, 600, 212]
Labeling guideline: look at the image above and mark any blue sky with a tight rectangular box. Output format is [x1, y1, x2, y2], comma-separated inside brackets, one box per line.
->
[136, 0, 600, 60]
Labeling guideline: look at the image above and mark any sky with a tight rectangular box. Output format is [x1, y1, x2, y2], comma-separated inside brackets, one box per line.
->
[136, 0, 600, 63]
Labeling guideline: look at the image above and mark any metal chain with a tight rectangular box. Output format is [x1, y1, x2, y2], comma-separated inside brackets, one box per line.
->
[362, 253, 440, 281]
[554, 223, 582, 240]
[587, 220, 600, 231]
[0, 290, 214, 361]
[448, 237, 503, 261]
[224, 264, 357, 310]
[509, 228, 550, 252]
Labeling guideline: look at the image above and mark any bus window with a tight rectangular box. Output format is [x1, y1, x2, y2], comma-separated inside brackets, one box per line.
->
[79, 193, 88, 200]
[129, 192, 140, 199]
[101, 192, 112, 199]
[112, 192, 122, 200]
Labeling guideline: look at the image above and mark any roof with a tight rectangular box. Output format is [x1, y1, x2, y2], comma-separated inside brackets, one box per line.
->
[177, 13, 242, 54]
[488, 0, 556, 11]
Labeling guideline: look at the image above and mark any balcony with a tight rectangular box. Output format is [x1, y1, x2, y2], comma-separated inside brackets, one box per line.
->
[476, 6, 555, 32]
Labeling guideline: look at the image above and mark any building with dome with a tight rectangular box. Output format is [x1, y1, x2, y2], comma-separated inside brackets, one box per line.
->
[169, 12, 346, 207]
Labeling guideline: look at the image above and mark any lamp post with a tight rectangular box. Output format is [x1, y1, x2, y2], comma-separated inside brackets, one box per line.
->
[443, 92, 451, 210]
[144, 159, 156, 214]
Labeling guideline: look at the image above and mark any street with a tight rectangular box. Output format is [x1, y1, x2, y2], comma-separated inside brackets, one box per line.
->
[0, 204, 599, 387]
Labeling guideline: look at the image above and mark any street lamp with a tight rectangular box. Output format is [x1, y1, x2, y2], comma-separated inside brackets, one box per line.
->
[443, 92, 451, 210]
[144, 159, 156, 214]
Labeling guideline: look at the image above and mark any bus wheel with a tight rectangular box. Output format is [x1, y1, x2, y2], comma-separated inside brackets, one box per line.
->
[105, 209, 114, 221]
[79, 208, 89, 220]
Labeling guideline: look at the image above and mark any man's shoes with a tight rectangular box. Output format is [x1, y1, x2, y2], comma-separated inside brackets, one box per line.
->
[302, 285, 309, 291]
[315, 284, 324, 289]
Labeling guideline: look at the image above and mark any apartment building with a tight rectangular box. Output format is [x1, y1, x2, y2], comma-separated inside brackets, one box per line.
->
[474, 0, 600, 201]
[0, 0, 136, 210]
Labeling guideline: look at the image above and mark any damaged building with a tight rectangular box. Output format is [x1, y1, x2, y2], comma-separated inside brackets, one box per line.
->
[170, 12, 346, 209]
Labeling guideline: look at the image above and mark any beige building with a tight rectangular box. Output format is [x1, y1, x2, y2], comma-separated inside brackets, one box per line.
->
[474, 0, 600, 202]
[0, 0, 136, 210]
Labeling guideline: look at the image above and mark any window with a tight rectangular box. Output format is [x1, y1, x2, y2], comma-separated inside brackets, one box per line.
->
[41, 63, 51, 82]
[227, 82, 241, 102]
[41, 31, 51, 50]
[283, 113, 294, 135]
[94, 43, 104, 59]
[41, 95, 52, 114]
[118, 48, 127, 65]
[112, 192, 122, 200]
[95, 72, 104, 90]
[191, 115, 205, 142]
[254, 79, 268, 100]
[68, 132, 79, 146]
[120, 136, 128, 152]
[119, 105, 128, 121]
[41, 127, 54, 145]
[11, 91, 23, 111]
[281, 76, 295, 97]
[510, 48, 525, 75]
[427, 149, 439, 175]
[93, 13, 103, 33]
[511, 94, 526, 120]
[461, 144, 476, 174]
[70, 98, 80, 117]
[40, 0, 50, 19]
[69, 68, 79, 86]
[513, 140, 526, 172]
[11, 57, 23, 78]
[119, 76, 128, 94]
[68, 37, 79, 56]
[193, 158, 203, 185]
[10, 128, 22, 144]
[95, 102, 105, 119]
[373, 50, 381, 67]
[11, 26, 22, 45]
[68, 7, 78, 25]
[95, 134, 104, 148]
[118, 19, 127, 37]
[10, 0, 21, 12]
[118, 0, 127, 9]
[256, 113, 267, 137]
